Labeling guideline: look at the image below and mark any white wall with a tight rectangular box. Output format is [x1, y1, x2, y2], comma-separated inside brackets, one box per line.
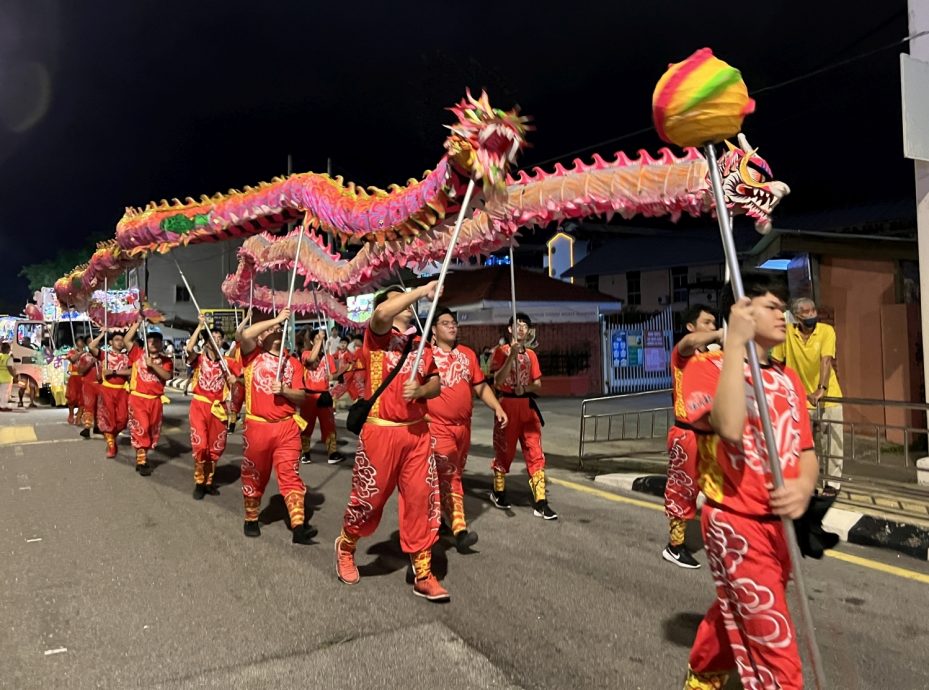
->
[596, 263, 723, 311]
[144, 241, 242, 323]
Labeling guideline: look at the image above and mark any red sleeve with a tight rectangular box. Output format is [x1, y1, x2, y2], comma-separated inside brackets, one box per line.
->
[364, 325, 390, 352]
[289, 356, 306, 390]
[528, 349, 542, 381]
[162, 357, 174, 374]
[241, 347, 260, 368]
[300, 351, 312, 365]
[786, 366, 815, 450]
[680, 353, 722, 430]
[467, 347, 485, 386]
[224, 356, 242, 377]
[327, 354, 337, 373]
[491, 346, 507, 372]
[419, 341, 438, 381]
[128, 344, 142, 362]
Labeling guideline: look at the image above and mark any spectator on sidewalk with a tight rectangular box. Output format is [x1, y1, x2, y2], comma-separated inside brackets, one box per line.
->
[772, 297, 844, 494]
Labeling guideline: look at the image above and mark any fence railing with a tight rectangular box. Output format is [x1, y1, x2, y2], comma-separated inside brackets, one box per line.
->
[815, 396, 929, 484]
[578, 389, 672, 467]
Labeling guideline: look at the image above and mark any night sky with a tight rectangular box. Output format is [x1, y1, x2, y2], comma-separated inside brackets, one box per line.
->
[0, 0, 915, 312]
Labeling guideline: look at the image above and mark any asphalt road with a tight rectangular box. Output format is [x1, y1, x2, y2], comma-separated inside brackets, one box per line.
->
[2, 397, 929, 689]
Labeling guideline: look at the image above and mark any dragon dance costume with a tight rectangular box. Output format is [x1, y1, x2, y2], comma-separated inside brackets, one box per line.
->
[299, 351, 338, 461]
[188, 351, 230, 495]
[96, 348, 131, 458]
[127, 345, 173, 474]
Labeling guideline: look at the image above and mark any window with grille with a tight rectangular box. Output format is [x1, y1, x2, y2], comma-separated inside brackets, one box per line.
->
[626, 271, 641, 306]
[175, 285, 191, 303]
[671, 266, 689, 303]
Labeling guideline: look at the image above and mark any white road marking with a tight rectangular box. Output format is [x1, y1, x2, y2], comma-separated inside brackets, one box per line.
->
[25, 538, 42, 543]
[43, 647, 67, 656]
[18, 486, 31, 491]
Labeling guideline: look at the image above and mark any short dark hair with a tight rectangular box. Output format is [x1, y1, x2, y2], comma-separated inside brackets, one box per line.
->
[373, 285, 405, 309]
[508, 311, 532, 328]
[210, 327, 224, 340]
[339, 336, 349, 344]
[720, 272, 788, 317]
[682, 304, 714, 328]
[433, 307, 457, 324]
[147, 331, 164, 341]
[107, 330, 125, 343]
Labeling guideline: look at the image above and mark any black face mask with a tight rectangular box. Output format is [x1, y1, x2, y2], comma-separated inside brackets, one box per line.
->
[800, 317, 818, 329]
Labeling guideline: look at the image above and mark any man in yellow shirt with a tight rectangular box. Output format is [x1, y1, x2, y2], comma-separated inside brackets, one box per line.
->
[772, 297, 844, 494]
[0, 342, 15, 412]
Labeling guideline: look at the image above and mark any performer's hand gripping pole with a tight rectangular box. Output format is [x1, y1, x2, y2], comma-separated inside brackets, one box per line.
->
[276, 226, 305, 380]
[705, 142, 827, 690]
[173, 259, 232, 380]
[408, 178, 476, 381]
[310, 282, 333, 380]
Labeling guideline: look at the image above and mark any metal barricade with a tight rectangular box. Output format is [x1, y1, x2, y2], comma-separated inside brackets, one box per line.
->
[578, 389, 673, 467]
[816, 396, 929, 484]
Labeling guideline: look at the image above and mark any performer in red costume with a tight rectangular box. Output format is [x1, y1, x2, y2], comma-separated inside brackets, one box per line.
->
[65, 337, 87, 425]
[186, 317, 236, 498]
[127, 329, 173, 476]
[335, 283, 447, 602]
[88, 320, 141, 458]
[682, 274, 817, 690]
[298, 329, 345, 465]
[489, 312, 557, 520]
[236, 307, 317, 545]
[77, 340, 101, 438]
[662, 304, 723, 570]
[427, 307, 507, 552]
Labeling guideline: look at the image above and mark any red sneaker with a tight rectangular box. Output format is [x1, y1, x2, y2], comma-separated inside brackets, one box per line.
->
[335, 536, 360, 585]
[413, 574, 450, 602]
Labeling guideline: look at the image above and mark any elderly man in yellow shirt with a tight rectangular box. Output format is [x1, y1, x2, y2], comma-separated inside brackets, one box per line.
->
[772, 297, 844, 494]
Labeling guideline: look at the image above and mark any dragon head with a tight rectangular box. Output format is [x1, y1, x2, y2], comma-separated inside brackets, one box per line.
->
[717, 133, 790, 234]
[446, 90, 530, 196]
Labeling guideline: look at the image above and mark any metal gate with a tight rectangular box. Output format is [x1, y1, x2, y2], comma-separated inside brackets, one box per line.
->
[602, 308, 674, 394]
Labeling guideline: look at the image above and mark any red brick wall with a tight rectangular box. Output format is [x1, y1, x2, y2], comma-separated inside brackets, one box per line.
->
[457, 322, 602, 397]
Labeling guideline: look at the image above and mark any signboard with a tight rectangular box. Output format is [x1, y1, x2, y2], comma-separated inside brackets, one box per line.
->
[644, 330, 667, 373]
[901, 54, 929, 162]
[611, 331, 628, 367]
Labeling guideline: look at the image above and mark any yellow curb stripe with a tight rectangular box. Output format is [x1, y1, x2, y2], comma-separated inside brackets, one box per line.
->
[824, 550, 929, 585]
[551, 476, 929, 586]
[0, 426, 38, 445]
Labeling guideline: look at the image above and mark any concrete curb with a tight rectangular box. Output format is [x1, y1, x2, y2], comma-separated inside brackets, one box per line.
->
[594, 472, 929, 562]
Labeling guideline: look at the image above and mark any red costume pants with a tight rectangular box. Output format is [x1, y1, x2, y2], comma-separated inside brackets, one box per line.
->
[128, 393, 164, 450]
[190, 397, 228, 461]
[664, 426, 700, 547]
[342, 421, 440, 554]
[66, 375, 83, 409]
[231, 382, 245, 417]
[492, 397, 545, 476]
[299, 392, 337, 454]
[432, 422, 471, 533]
[81, 381, 99, 428]
[97, 384, 129, 434]
[241, 417, 306, 527]
[687, 506, 801, 690]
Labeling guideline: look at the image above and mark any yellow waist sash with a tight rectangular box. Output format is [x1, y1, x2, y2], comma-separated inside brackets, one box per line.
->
[130, 390, 171, 404]
[245, 412, 308, 432]
[102, 380, 128, 391]
[366, 417, 424, 427]
[192, 394, 228, 422]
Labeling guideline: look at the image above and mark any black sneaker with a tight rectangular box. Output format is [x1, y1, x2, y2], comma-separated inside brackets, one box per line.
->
[532, 500, 558, 520]
[79, 428, 90, 439]
[327, 451, 347, 465]
[292, 523, 319, 545]
[93, 426, 101, 435]
[489, 490, 511, 510]
[300, 452, 312, 465]
[138, 463, 152, 477]
[205, 485, 220, 496]
[227, 422, 237, 433]
[244, 521, 261, 538]
[193, 484, 207, 500]
[454, 530, 478, 553]
[662, 544, 701, 569]
[438, 518, 453, 536]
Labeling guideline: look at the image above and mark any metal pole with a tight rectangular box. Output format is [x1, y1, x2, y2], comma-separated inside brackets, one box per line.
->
[270, 271, 277, 317]
[103, 277, 108, 353]
[408, 178, 476, 381]
[173, 259, 232, 378]
[396, 272, 425, 333]
[508, 241, 521, 384]
[276, 226, 305, 379]
[310, 283, 333, 379]
[704, 142, 826, 690]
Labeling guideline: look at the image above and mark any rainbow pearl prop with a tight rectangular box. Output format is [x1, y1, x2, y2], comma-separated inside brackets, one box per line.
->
[652, 48, 755, 148]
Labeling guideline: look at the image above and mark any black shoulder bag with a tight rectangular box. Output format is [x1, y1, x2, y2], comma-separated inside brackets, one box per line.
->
[346, 336, 414, 435]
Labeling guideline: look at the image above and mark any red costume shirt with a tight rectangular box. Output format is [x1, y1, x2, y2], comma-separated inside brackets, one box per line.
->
[67, 349, 81, 375]
[361, 326, 437, 423]
[682, 351, 814, 517]
[491, 345, 541, 394]
[191, 353, 227, 402]
[301, 351, 336, 393]
[427, 345, 484, 425]
[79, 352, 99, 382]
[129, 346, 173, 396]
[242, 348, 305, 421]
[98, 349, 131, 386]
